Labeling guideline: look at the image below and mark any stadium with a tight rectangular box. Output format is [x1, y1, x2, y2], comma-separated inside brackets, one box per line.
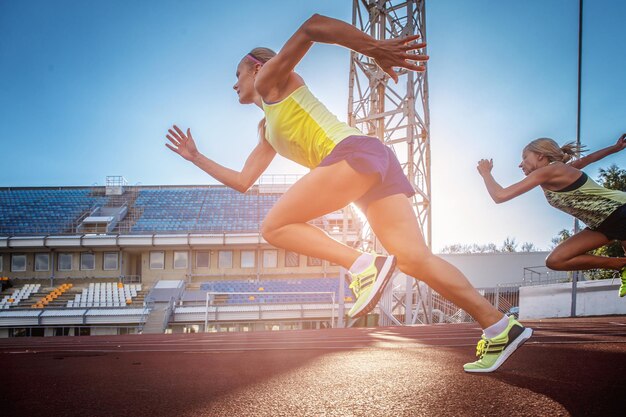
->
[0, 176, 367, 337]
[2, 1, 625, 416]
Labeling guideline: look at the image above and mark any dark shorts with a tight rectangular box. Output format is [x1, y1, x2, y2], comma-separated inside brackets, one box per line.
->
[591, 203, 626, 241]
[318, 135, 415, 212]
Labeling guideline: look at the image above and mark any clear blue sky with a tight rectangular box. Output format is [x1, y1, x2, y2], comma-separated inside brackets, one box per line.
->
[1, 0, 624, 252]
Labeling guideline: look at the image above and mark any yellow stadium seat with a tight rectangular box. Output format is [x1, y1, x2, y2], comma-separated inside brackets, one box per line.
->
[249, 296, 255, 301]
[258, 287, 264, 292]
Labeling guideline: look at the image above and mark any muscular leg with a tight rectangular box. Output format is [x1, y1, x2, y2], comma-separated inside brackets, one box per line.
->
[546, 229, 626, 271]
[261, 160, 379, 269]
[365, 194, 503, 329]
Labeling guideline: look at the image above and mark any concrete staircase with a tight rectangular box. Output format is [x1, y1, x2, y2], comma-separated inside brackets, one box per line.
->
[141, 302, 170, 334]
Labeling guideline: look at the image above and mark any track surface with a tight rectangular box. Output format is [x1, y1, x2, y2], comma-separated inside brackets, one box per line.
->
[2, 316, 625, 417]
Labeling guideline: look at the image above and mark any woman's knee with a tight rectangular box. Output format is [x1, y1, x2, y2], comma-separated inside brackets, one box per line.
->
[260, 218, 279, 243]
[545, 252, 567, 270]
[395, 248, 433, 275]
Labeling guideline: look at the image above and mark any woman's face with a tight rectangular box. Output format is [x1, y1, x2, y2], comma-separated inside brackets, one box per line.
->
[233, 60, 259, 104]
[518, 149, 546, 176]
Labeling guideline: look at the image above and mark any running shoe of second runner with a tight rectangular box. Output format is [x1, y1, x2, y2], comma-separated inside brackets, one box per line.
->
[463, 315, 533, 373]
[348, 254, 396, 319]
[619, 267, 626, 298]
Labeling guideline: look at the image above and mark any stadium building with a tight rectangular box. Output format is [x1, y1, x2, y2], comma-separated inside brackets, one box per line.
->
[0, 176, 364, 337]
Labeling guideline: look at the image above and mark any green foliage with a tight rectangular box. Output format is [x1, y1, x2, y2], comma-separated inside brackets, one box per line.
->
[597, 164, 626, 191]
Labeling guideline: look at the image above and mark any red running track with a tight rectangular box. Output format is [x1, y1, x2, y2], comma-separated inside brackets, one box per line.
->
[2, 316, 625, 417]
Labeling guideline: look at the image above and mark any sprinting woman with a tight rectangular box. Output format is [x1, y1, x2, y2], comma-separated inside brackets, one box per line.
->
[166, 14, 531, 372]
[477, 134, 626, 296]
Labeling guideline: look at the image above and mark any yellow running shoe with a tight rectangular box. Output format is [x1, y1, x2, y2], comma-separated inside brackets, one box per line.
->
[619, 267, 626, 298]
[464, 315, 533, 373]
[348, 255, 396, 319]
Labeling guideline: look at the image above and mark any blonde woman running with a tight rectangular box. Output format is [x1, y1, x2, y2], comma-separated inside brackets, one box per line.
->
[166, 14, 531, 372]
[478, 134, 626, 296]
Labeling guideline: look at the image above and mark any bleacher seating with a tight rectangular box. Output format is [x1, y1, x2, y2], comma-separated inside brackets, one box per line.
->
[0, 283, 40, 309]
[198, 278, 352, 305]
[132, 188, 279, 233]
[0, 186, 321, 236]
[0, 188, 107, 235]
[32, 283, 73, 308]
[70, 283, 142, 308]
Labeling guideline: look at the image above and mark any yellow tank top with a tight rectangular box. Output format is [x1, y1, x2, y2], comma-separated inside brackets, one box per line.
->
[261, 85, 364, 169]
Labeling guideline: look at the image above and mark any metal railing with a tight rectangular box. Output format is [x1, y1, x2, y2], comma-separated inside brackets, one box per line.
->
[203, 291, 336, 332]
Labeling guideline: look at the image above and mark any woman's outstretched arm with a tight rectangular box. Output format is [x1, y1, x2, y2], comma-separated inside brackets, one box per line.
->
[477, 159, 552, 203]
[165, 124, 276, 193]
[255, 14, 428, 96]
[570, 133, 625, 169]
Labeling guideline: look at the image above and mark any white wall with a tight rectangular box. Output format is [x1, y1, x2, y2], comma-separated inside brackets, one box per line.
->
[438, 252, 550, 287]
[520, 280, 626, 319]
[91, 327, 118, 336]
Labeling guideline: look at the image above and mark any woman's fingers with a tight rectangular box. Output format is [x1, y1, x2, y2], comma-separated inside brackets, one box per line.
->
[168, 128, 182, 142]
[402, 41, 427, 51]
[402, 52, 429, 62]
[165, 143, 180, 154]
[166, 134, 180, 147]
[173, 125, 187, 140]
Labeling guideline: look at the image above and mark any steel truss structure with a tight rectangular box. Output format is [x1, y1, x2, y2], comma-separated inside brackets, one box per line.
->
[348, 0, 432, 325]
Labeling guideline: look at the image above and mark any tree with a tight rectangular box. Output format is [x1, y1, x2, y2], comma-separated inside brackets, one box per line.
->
[440, 242, 500, 254]
[587, 165, 626, 279]
[597, 164, 626, 191]
[501, 237, 518, 252]
[521, 242, 537, 252]
[550, 228, 572, 250]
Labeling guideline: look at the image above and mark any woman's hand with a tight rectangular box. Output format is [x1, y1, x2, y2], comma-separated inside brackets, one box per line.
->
[165, 125, 200, 161]
[477, 159, 494, 176]
[370, 34, 428, 83]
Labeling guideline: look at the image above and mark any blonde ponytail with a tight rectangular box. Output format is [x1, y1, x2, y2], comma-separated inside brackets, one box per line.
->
[524, 138, 586, 163]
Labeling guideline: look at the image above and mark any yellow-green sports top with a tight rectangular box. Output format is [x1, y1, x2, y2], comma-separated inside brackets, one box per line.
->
[543, 172, 626, 229]
[262, 85, 364, 169]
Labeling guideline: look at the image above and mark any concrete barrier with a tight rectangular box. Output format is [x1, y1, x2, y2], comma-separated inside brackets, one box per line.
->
[520, 279, 626, 319]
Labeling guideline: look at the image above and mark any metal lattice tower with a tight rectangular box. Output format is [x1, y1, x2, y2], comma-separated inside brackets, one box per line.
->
[348, 0, 432, 325]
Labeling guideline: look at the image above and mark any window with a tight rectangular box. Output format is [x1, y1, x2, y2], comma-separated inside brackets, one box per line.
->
[150, 251, 165, 270]
[80, 253, 95, 270]
[58, 253, 73, 271]
[103, 252, 119, 271]
[218, 251, 232, 269]
[285, 251, 300, 267]
[174, 251, 189, 269]
[54, 327, 70, 336]
[11, 254, 27, 272]
[0, 255, 3, 272]
[35, 253, 50, 272]
[263, 250, 278, 268]
[196, 251, 210, 268]
[307, 256, 323, 267]
[241, 250, 256, 268]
